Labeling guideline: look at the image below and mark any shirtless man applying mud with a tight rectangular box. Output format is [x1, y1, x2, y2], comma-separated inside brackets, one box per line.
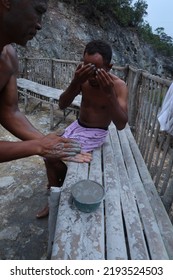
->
[0, 0, 91, 217]
[59, 40, 128, 152]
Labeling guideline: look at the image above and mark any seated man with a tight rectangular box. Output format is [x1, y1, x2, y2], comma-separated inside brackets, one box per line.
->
[37, 40, 128, 218]
[60, 39, 128, 152]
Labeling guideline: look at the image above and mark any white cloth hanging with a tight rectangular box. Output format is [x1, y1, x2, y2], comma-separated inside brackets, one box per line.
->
[158, 83, 173, 135]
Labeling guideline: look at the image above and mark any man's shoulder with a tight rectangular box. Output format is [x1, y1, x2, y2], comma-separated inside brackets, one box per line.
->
[111, 74, 126, 86]
[2, 44, 18, 72]
[0, 45, 18, 88]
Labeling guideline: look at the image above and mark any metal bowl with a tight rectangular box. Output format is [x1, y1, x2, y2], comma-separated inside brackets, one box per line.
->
[71, 179, 105, 213]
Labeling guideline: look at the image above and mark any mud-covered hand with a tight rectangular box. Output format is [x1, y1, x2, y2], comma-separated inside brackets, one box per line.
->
[38, 134, 81, 159]
[96, 69, 115, 97]
[62, 152, 92, 163]
[73, 63, 96, 85]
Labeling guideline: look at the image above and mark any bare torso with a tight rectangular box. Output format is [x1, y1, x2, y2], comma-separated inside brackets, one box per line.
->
[79, 74, 126, 128]
[79, 84, 111, 128]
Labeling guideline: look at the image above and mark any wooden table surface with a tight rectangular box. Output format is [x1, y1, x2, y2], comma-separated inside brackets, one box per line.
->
[50, 124, 173, 260]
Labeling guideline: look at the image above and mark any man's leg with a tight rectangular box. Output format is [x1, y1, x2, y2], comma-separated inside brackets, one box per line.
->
[36, 158, 67, 218]
[44, 158, 67, 189]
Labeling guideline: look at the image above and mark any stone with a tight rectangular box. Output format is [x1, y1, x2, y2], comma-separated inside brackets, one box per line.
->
[15, 1, 173, 78]
[0, 226, 21, 241]
[0, 176, 15, 189]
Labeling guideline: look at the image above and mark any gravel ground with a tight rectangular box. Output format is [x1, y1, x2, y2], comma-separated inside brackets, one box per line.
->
[0, 99, 75, 260]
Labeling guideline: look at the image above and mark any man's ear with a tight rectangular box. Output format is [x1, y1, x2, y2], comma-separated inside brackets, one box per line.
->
[2, 0, 11, 9]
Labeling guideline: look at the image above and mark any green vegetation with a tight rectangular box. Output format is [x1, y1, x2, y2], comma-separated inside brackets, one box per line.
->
[60, 0, 173, 57]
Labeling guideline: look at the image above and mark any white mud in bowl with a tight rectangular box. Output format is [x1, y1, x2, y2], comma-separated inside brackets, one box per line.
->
[71, 179, 105, 213]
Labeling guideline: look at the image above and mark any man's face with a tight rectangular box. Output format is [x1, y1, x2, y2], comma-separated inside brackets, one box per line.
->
[5, 0, 48, 46]
[83, 52, 110, 87]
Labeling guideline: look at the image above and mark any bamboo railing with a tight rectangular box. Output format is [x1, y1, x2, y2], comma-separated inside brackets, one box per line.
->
[18, 58, 173, 220]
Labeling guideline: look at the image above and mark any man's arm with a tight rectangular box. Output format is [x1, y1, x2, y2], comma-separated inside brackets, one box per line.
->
[59, 63, 95, 109]
[0, 75, 83, 162]
[0, 134, 82, 163]
[109, 80, 128, 130]
[0, 74, 43, 140]
[0, 46, 82, 162]
[59, 79, 81, 110]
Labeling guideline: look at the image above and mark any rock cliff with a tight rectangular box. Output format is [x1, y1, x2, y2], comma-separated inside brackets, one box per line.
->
[15, 1, 173, 79]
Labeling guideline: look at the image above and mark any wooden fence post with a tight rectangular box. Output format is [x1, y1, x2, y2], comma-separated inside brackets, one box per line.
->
[161, 178, 173, 213]
[128, 69, 142, 130]
[24, 58, 28, 79]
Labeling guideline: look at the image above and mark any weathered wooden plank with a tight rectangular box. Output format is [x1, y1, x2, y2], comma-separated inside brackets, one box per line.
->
[119, 128, 169, 259]
[17, 78, 81, 128]
[51, 152, 105, 260]
[154, 134, 171, 188]
[138, 78, 151, 152]
[50, 123, 173, 260]
[17, 78, 62, 98]
[103, 134, 128, 259]
[126, 126, 173, 259]
[160, 147, 173, 198]
[51, 162, 89, 259]
[83, 148, 105, 259]
[109, 124, 149, 259]
[140, 81, 155, 157]
[47, 186, 62, 259]
[51, 162, 79, 259]
[17, 78, 82, 107]
[162, 176, 173, 212]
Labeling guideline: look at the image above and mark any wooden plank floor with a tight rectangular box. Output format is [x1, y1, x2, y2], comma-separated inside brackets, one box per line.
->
[50, 124, 173, 260]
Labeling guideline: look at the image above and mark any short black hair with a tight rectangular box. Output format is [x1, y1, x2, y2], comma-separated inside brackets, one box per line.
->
[84, 40, 112, 64]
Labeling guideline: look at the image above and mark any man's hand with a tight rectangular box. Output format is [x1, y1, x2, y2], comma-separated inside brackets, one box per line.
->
[38, 133, 81, 159]
[73, 63, 96, 85]
[96, 68, 115, 97]
[62, 152, 92, 163]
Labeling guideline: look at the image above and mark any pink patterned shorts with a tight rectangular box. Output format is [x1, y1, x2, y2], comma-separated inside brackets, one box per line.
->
[62, 120, 109, 152]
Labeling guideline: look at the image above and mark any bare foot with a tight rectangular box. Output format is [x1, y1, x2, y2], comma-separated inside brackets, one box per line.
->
[36, 204, 49, 219]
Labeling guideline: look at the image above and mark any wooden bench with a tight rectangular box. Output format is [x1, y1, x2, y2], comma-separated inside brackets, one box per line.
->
[17, 78, 81, 129]
[48, 123, 173, 260]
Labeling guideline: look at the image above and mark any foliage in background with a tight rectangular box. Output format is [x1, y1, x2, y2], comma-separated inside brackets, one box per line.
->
[139, 24, 173, 56]
[59, 0, 173, 57]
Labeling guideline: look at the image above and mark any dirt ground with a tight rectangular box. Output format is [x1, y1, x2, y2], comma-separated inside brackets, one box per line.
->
[0, 99, 75, 260]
